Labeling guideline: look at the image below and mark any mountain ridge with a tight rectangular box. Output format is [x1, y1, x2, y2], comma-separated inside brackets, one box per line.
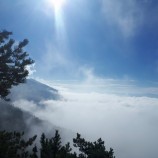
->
[9, 79, 62, 103]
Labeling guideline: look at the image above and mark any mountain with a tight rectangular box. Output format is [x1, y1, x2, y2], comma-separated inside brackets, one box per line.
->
[0, 79, 61, 134]
[9, 79, 62, 103]
[0, 100, 60, 139]
[0, 79, 74, 141]
[0, 99, 44, 133]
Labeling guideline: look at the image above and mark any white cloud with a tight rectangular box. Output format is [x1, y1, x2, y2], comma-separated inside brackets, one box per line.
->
[14, 90, 158, 158]
[26, 63, 36, 76]
[101, 0, 143, 37]
[13, 99, 39, 112]
[35, 65, 158, 97]
[14, 75, 158, 158]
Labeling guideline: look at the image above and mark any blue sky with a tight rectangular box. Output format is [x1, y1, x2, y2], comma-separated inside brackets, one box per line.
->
[1, 0, 158, 83]
[2, 1, 158, 158]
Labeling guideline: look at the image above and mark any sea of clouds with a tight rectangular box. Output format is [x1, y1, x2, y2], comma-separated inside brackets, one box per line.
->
[13, 77, 158, 158]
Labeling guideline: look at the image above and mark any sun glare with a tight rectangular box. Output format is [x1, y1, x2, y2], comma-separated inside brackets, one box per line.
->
[50, 0, 65, 11]
[45, 0, 67, 45]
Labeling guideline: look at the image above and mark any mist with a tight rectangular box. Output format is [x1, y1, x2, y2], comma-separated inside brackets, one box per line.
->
[13, 80, 158, 158]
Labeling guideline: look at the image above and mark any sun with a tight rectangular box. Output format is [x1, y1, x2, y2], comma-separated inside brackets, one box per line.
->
[49, 0, 65, 11]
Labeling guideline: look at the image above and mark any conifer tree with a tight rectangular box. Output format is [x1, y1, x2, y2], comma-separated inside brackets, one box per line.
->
[0, 130, 37, 158]
[73, 133, 115, 158]
[30, 145, 38, 158]
[40, 130, 62, 158]
[0, 30, 34, 100]
[0, 130, 115, 158]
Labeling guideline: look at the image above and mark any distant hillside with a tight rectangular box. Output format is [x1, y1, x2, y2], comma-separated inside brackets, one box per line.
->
[0, 100, 43, 133]
[0, 79, 61, 134]
[0, 80, 74, 141]
[0, 100, 75, 143]
[9, 79, 62, 103]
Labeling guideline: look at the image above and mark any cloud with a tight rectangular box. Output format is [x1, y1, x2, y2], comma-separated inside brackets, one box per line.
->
[13, 99, 39, 112]
[101, 0, 144, 37]
[50, 66, 158, 97]
[14, 90, 158, 158]
[14, 75, 158, 158]
[35, 65, 158, 97]
[26, 63, 36, 76]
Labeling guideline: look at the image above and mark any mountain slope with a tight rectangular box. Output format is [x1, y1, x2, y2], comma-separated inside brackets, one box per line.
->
[9, 79, 61, 103]
[0, 100, 43, 133]
[0, 80, 74, 141]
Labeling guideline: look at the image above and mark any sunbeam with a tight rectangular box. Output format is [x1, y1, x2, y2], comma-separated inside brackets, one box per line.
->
[45, 0, 67, 46]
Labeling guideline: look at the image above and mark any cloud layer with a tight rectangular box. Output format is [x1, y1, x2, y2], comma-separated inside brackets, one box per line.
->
[13, 79, 158, 158]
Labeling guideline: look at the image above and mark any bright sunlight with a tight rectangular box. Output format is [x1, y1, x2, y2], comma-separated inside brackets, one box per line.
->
[44, 0, 67, 46]
[48, 0, 65, 11]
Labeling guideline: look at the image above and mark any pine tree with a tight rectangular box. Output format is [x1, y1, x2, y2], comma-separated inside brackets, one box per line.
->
[40, 130, 62, 158]
[30, 145, 38, 158]
[0, 30, 34, 100]
[0, 130, 37, 158]
[0, 130, 116, 158]
[73, 133, 115, 158]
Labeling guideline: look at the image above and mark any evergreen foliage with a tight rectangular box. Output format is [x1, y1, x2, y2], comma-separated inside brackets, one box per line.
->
[0, 130, 115, 158]
[0, 30, 34, 100]
[73, 133, 115, 158]
[0, 130, 37, 158]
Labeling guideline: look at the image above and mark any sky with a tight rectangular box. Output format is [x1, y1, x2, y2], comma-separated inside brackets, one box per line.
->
[1, 0, 158, 82]
[1, 0, 158, 158]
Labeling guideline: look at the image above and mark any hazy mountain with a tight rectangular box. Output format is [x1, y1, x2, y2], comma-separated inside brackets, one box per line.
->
[0, 80, 74, 141]
[0, 79, 61, 134]
[9, 79, 62, 103]
[0, 100, 43, 133]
